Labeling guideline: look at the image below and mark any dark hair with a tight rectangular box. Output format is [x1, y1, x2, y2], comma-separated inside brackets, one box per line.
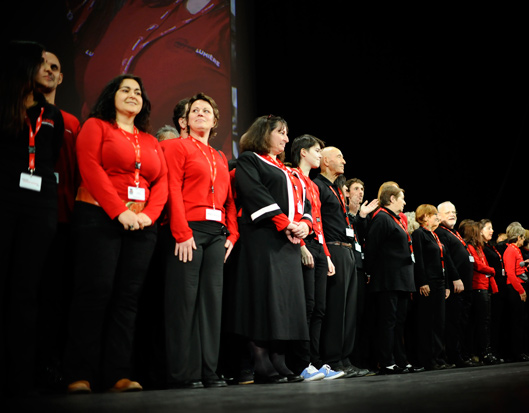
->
[172, 97, 189, 133]
[462, 220, 483, 249]
[290, 134, 325, 167]
[240, 115, 288, 155]
[185, 92, 220, 138]
[346, 178, 364, 191]
[380, 185, 404, 207]
[89, 73, 152, 133]
[0, 40, 45, 135]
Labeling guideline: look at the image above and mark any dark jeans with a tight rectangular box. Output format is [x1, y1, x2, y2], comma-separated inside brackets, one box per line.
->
[63, 202, 157, 389]
[1, 204, 57, 394]
[162, 224, 226, 384]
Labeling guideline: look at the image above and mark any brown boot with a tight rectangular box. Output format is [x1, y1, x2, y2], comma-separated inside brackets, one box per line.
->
[67, 380, 91, 394]
[108, 378, 143, 393]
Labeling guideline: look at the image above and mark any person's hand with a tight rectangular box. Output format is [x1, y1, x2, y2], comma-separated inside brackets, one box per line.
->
[224, 239, 233, 263]
[419, 284, 430, 297]
[136, 212, 153, 229]
[284, 222, 301, 244]
[291, 221, 309, 239]
[118, 209, 141, 231]
[327, 256, 335, 276]
[359, 199, 379, 218]
[301, 245, 314, 268]
[453, 279, 464, 293]
[521, 292, 527, 302]
[445, 289, 451, 299]
[174, 237, 197, 262]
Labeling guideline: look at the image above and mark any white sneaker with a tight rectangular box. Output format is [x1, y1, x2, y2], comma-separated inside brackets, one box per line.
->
[319, 364, 345, 380]
[300, 363, 325, 381]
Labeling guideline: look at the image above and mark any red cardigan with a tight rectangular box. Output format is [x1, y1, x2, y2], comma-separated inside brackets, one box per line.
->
[468, 244, 498, 293]
[503, 243, 527, 295]
[161, 137, 238, 245]
[76, 118, 168, 221]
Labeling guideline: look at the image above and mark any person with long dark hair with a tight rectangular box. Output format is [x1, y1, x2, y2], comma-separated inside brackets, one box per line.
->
[0, 40, 64, 397]
[161, 93, 238, 389]
[63, 74, 168, 394]
[231, 115, 311, 384]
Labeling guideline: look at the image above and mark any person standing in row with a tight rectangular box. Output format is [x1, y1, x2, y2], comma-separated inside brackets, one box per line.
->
[64, 74, 168, 394]
[232, 115, 311, 384]
[161, 93, 238, 389]
[364, 185, 415, 374]
[0, 40, 64, 397]
[289, 134, 342, 381]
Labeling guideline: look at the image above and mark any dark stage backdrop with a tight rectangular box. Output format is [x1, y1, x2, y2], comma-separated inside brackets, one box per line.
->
[2, 1, 528, 232]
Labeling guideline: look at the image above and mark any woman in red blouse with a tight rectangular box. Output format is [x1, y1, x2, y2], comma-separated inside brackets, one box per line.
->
[502, 223, 529, 361]
[161, 93, 238, 389]
[64, 74, 168, 394]
[462, 221, 499, 364]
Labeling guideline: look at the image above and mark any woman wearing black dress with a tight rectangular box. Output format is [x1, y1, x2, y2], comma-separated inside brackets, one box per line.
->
[231, 115, 312, 383]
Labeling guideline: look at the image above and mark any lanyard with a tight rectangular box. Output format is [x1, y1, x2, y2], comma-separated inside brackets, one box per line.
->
[439, 225, 469, 250]
[25, 107, 45, 175]
[192, 138, 218, 209]
[328, 185, 352, 228]
[294, 169, 323, 236]
[263, 155, 303, 204]
[120, 127, 141, 187]
[381, 207, 413, 255]
[424, 226, 445, 270]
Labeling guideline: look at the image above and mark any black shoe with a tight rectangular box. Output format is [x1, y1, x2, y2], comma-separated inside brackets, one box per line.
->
[515, 353, 529, 362]
[254, 374, 288, 384]
[238, 369, 254, 385]
[203, 378, 228, 388]
[286, 374, 304, 383]
[436, 359, 456, 369]
[350, 365, 371, 377]
[172, 380, 204, 389]
[378, 365, 405, 375]
[425, 363, 444, 371]
[482, 353, 500, 365]
[407, 365, 425, 373]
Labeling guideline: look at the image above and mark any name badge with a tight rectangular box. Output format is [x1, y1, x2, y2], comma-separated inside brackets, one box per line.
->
[411, 252, 416, 263]
[206, 208, 222, 222]
[20, 172, 42, 192]
[355, 241, 362, 253]
[318, 233, 324, 244]
[297, 202, 303, 214]
[128, 186, 146, 201]
[469, 255, 475, 263]
[345, 227, 355, 238]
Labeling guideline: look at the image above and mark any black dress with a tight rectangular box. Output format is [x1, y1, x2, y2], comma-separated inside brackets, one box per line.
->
[231, 151, 310, 342]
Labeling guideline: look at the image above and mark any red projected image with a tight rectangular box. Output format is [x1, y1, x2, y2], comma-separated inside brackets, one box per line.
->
[68, 0, 233, 156]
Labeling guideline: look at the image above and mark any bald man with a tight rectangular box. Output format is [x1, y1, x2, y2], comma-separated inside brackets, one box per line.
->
[313, 147, 370, 377]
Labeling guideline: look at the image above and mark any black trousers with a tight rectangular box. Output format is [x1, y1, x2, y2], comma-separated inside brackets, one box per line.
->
[445, 289, 473, 363]
[416, 280, 446, 367]
[374, 290, 409, 367]
[63, 202, 157, 389]
[472, 289, 492, 357]
[0, 204, 57, 395]
[505, 284, 527, 358]
[162, 224, 226, 384]
[320, 243, 357, 369]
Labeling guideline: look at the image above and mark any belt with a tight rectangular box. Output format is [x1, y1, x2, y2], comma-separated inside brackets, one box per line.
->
[76, 186, 146, 213]
[327, 241, 353, 249]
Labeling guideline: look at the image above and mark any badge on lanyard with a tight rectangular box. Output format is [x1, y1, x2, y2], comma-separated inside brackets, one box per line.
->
[20, 107, 44, 192]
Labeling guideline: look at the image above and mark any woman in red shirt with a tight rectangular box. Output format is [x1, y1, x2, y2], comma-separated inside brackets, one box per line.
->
[64, 74, 168, 394]
[161, 93, 238, 389]
[462, 221, 499, 365]
[502, 223, 529, 361]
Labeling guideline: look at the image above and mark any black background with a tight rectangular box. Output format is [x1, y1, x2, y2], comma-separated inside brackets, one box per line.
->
[3, 1, 528, 233]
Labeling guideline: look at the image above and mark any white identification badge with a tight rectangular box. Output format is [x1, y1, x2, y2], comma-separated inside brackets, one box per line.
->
[469, 255, 475, 263]
[128, 186, 146, 201]
[297, 202, 303, 214]
[411, 252, 416, 263]
[20, 172, 42, 192]
[206, 208, 222, 222]
[355, 241, 362, 253]
[346, 227, 355, 238]
[318, 233, 324, 244]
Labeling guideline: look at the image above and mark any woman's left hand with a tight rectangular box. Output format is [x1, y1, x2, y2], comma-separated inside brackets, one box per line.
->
[291, 221, 309, 239]
[224, 239, 234, 263]
[136, 212, 153, 229]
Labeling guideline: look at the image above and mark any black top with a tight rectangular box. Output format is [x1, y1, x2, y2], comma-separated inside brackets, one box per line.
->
[2, 93, 64, 209]
[412, 226, 451, 289]
[435, 224, 474, 290]
[483, 242, 507, 289]
[364, 207, 415, 293]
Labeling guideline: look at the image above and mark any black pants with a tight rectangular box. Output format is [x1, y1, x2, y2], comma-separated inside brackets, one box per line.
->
[374, 290, 409, 367]
[472, 289, 492, 357]
[63, 202, 157, 389]
[505, 284, 527, 358]
[445, 290, 473, 363]
[0, 204, 57, 395]
[416, 280, 446, 367]
[162, 224, 226, 384]
[320, 243, 357, 369]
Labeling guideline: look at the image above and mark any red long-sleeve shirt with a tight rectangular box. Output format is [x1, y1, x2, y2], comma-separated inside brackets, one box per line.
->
[161, 137, 238, 245]
[76, 118, 168, 221]
[468, 244, 498, 293]
[503, 243, 527, 295]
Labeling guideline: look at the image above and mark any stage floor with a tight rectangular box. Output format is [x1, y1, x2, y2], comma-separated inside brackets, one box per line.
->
[5, 362, 529, 413]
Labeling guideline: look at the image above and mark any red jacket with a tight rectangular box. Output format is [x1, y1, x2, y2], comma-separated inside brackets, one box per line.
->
[503, 243, 527, 295]
[468, 244, 498, 293]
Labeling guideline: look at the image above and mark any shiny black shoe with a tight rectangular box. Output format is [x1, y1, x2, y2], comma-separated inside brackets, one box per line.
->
[407, 365, 425, 373]
[172, 380, 204, 389]
[378, 365, 406, 375]
[286, 374, 304, 383]
[203, 378, 228, 388]
[254, 374, 288, 384]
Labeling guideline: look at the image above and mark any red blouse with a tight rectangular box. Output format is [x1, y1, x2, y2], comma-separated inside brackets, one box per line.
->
[503, 243, 526, 295]
[76, 118, 168, 221]
[468, 244, 498, 293]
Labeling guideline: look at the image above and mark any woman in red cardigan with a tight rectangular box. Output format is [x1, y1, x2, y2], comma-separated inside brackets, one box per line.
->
[64, 74, 168, 394]
[502, 223, 529, 361]
[161, 93, 238, 389]
[462, 221, 499, 365]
